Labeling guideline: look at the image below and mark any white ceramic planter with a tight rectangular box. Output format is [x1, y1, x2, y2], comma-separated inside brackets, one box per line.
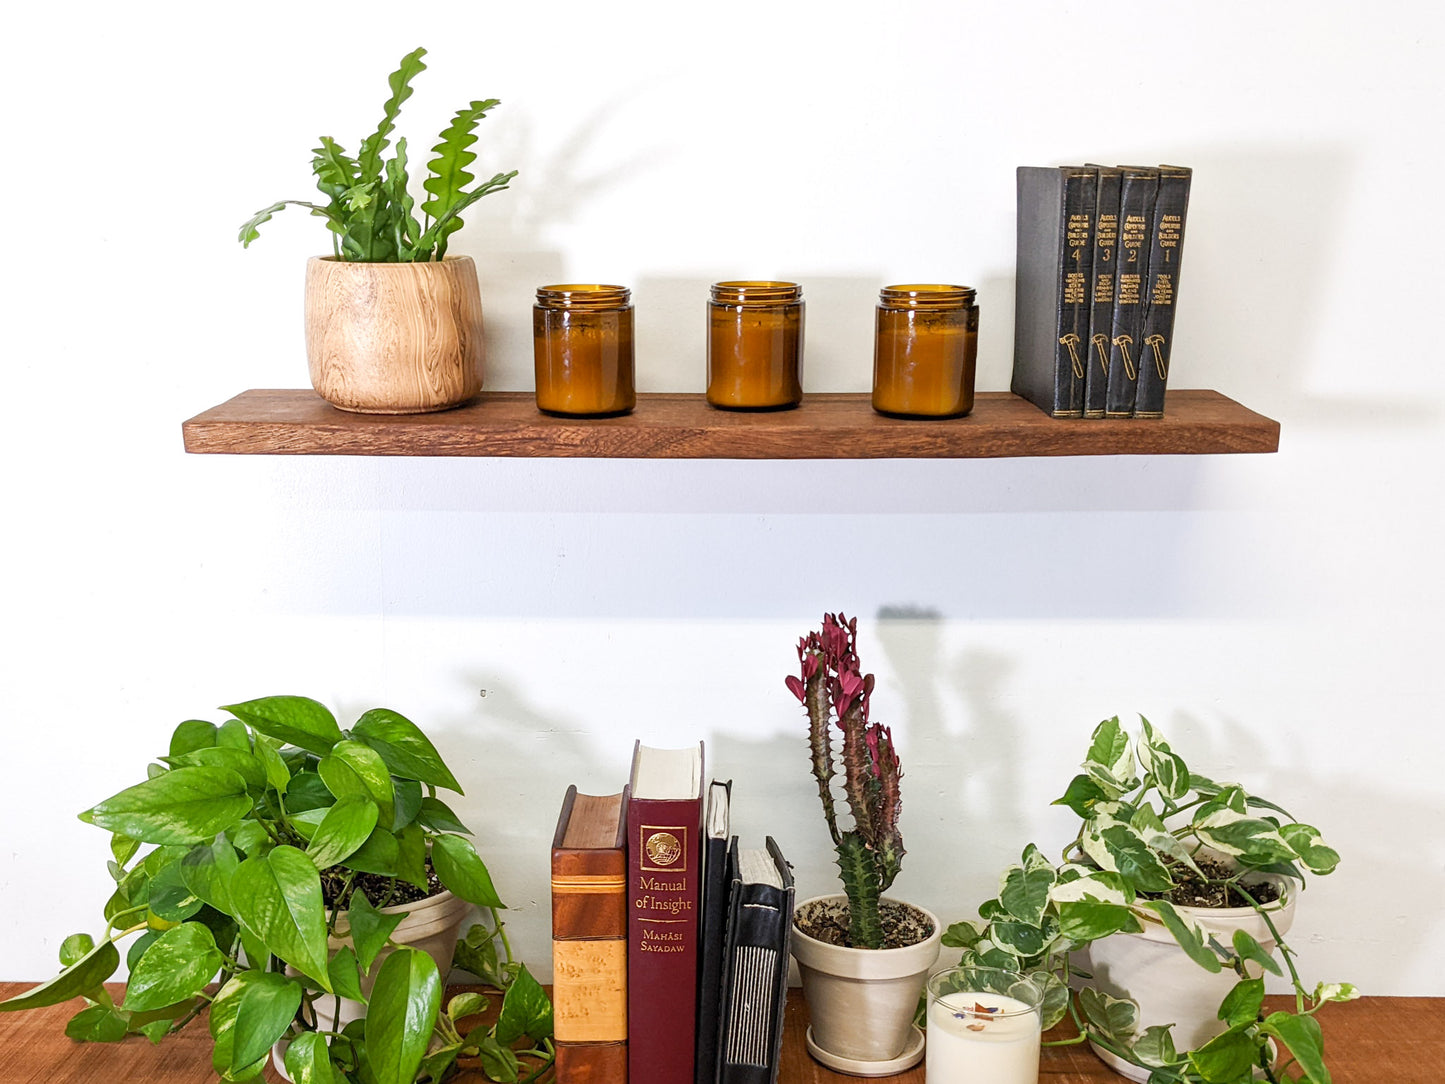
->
[790, 894, 942, 1077]
[1085, 877, 1296, 1082]
[273, 889, 474, 1079]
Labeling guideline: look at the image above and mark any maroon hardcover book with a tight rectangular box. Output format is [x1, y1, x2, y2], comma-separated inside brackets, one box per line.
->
[627, 741, 705, 1084]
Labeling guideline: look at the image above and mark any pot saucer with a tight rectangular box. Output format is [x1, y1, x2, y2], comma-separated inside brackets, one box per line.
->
[804, 1024, 925, 1077]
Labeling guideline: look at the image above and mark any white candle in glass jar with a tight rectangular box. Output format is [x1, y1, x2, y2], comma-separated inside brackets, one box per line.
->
[926, 991, 1041, 1084]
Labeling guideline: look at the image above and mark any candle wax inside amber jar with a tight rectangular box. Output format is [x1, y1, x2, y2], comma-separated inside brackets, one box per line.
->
[707, 305, 804, 409]
[533, 307, 635, 416]
[872, 307, 977, 418]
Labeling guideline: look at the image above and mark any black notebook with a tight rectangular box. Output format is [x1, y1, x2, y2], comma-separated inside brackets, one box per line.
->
[695, 780, 732, 1084]
[716, 837, 794, 1084]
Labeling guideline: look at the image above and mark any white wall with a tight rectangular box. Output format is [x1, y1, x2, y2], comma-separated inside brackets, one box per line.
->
[2, 0, 1441, 1001]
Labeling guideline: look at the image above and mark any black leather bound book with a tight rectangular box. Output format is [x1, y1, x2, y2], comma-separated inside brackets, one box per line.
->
[716, 837, 794, 1084]
[695, 780, 732, 1084]
[1105, 166, 1161, 417]
[1012, 166, 1097, 417]
[1134, 166, 1193, 418]
[1083, 165, 1123, 419]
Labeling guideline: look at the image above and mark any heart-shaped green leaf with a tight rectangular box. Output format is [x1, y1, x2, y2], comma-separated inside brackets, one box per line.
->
[328, 945, 366, 1003]
[395, 824, 428, 890]
[1261, 1012, 1328, 1083]
[83, 767, 251, 846]
[346, 889, 408, 975]
[319, 741, 395, 830]
[1147, 900, 1223, 973]
[1056, 899, 1142, 942]
[352, 709, 462, 792]
[59, 933, 95, 967]
[1131, 1023, 1178, 1068]
[208, 975, 268, 1081]
[1217, 978, 1265, 1027]
[253, 736, 292, 794]
[0, 939, 120, 1011]
[1232, 929, 1283, 976]
[432, 834, 503, 907]
[222, 696, 343, 757]
[1079, 986, 1139, 1044]
[124, 922, 224, 1011]
[169, 719, 219, 758]
[392, 779, 424, 831]
[307, 796, 379, 870]
[181, 837, 240, 915]
[284, 1030, 342, 1084]
[169, 747, 267, 794]
[1000, 860, 1056, 926]
[65, 1003, 129, 1042]
[1186, 1024, 1256, 1083]
[344, 827, 401, 878]
[1280, 823, 1341, 876]
[366, 948, 442, 1084]
[211, 971, 303, 1076]
[495, 964, 552, 1043]
[230, 846, 332, 990]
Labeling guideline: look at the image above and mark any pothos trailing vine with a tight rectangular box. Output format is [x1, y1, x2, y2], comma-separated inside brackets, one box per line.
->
[0, 696, 554, 1084]
[944, 716, 1356, 1084]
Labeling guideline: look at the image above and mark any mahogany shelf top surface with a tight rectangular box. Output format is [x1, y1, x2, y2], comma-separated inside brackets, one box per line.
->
[0, 984, 1429, 1083]
[181, 389, 1280, 459]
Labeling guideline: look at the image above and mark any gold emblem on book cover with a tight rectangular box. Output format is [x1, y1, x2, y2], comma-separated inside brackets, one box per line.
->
[644, 831, 682, 867]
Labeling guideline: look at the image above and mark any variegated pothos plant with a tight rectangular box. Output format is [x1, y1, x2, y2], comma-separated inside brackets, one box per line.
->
[944, 716, 1356, 1084]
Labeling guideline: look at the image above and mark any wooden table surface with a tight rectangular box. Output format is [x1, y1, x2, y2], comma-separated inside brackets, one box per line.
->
[0, 984, 1435, 1083]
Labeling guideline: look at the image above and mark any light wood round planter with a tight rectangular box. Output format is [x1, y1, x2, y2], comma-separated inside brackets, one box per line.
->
[305, 255, 485, 414]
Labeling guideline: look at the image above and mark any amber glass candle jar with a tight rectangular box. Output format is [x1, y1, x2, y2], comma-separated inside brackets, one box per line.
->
[871, 284, 979, 418]
[706, 281, 804, 410]
[533, 284, 636, 416]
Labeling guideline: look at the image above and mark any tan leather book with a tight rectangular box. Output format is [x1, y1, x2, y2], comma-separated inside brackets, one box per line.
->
[552, 786, 629, 1084]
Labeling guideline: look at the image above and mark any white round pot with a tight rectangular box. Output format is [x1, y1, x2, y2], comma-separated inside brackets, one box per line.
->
[790, 894, 942, 1076]
[273, 888, 474, 1079]
[1085, 876, 1296, 1082]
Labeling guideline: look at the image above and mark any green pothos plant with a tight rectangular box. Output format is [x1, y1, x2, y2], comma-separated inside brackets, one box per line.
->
[0, 696, 553, 1084]
[944, 716, 1356, 1084]
[239, 47, 517, 262]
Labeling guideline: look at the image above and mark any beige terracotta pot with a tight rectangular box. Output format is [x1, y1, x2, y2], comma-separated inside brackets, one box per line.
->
[1085, 875, 1297, 1082]
[790, 895, 942, 1074]
[304, 255, 485, 414]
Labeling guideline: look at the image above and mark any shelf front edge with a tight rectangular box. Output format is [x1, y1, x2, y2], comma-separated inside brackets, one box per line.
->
[181, 390, 1280, 459]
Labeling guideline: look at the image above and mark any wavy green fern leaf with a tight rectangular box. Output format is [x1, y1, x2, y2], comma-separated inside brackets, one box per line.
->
[420, 100, 502, 258]
[311, 137, 357, 204]
[357, 47, 427, 184]
[238, 200, 343, 247]
[414, 170, 516, 261]
[385, 138, 421, 260]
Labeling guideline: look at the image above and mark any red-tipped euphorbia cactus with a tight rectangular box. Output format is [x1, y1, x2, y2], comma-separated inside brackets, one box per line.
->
[788, 612, 905, 948]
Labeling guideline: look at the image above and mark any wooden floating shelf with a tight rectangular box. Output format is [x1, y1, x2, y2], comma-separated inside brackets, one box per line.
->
[0, 984, 1427, 1083]
[182, 389, 1279, 459]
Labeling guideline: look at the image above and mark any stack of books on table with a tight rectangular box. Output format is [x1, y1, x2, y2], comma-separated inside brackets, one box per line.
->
[1012, 163, 1193, 419]
[550, 742, 795, 1084]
